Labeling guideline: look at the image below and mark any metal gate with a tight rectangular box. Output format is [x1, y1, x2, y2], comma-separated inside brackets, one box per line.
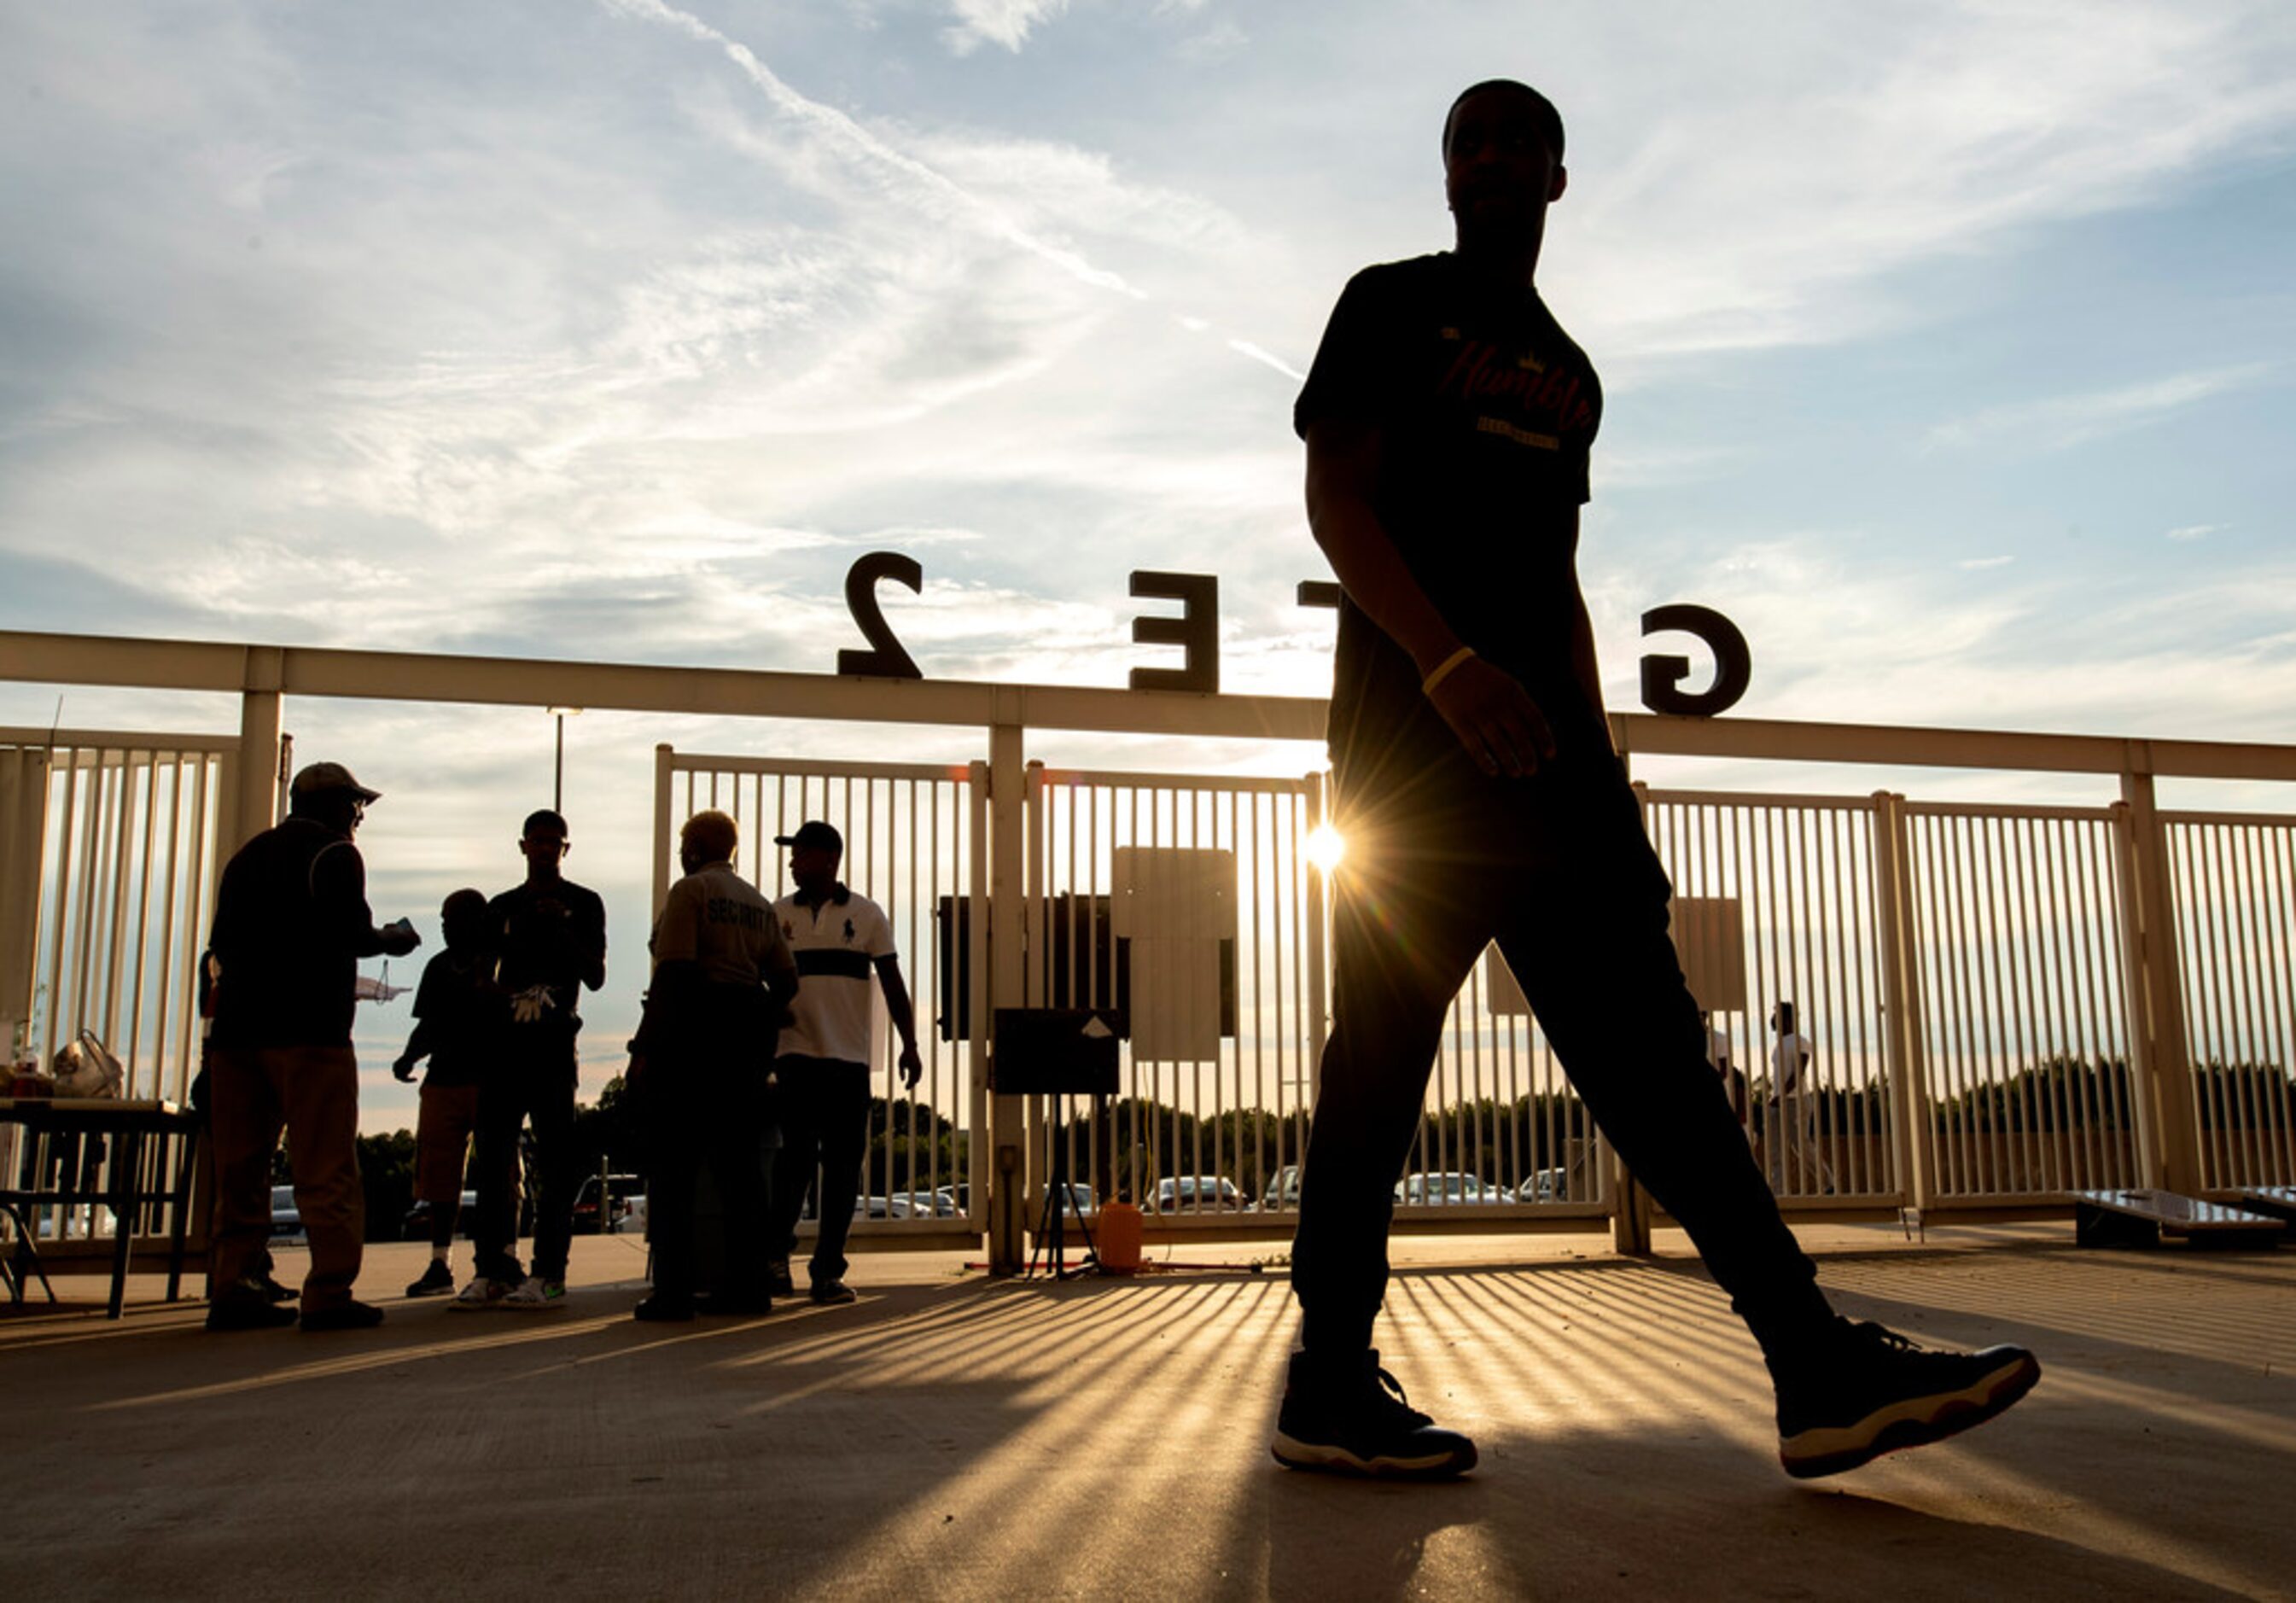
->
[652, 748, 985, 1241]
[1640, 788, 1898, 1205]
[1899, 802, 2144, 1201]
[2164, 808, 2296, 1189]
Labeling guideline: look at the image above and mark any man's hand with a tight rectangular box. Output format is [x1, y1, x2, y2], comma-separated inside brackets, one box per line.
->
[381, 918, 422, 957]
[390, 1056, 417, 1084]
[1425, 657, 1558, 778]
[897, 1044, 923, 1093]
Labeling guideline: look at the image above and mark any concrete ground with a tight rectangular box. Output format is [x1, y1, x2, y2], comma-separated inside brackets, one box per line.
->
[3, 1223, 2291, 1601]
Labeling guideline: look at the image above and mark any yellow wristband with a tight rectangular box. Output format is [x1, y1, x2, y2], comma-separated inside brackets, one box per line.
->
[1420, 645, 1477, 696]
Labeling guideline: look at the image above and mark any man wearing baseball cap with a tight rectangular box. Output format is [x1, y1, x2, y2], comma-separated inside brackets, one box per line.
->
[204, 761, 420, 1331]
[764, 820, 924, 1305]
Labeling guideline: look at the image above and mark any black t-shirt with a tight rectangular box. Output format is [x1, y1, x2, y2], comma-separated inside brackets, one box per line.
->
[1295, 253, 1605, 802]
[487, 877, 606, 1038]
[207, 818, 382, 1049]
[411, 947, 505, 1087]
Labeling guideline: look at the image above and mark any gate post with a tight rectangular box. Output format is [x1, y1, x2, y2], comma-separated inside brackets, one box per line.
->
[229, 646, 285, 853]
[984, 713, 1029, 1274]
[1609, 769, 1653, 1256]
[1869, 791, 1930, 1212]
[650, 744, 675, 921]
[2115, 761, 2200, 1192]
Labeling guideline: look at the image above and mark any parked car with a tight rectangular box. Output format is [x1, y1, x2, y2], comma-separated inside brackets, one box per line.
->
[1393, 1172, 1514, 1206]
[400, 1189, 482, 1241]
[1258, 1165, 1301, 1212]
[269, 1185, 306, 1245]
[1040, 1181, 1098, 1219]
[1524, 1167, 1569, 1204]
[1151, 1175, 1245, 1213]
[572, 1173, 644, 1235]
[610, 1194, 648, 1236]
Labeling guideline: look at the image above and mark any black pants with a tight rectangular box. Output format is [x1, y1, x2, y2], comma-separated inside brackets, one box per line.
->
[768, 1055, 871, 1285]
[644, 1058, 775, 1306]
[1292, 748, 1830, 1359]
[473, 1034, 578, 1285]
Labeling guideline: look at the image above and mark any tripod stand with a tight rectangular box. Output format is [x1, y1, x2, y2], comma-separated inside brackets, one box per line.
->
[1027, 1094, 1104, 1280]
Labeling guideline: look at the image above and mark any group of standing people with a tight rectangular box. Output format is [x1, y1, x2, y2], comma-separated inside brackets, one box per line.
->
[201, 760, 919, 1332]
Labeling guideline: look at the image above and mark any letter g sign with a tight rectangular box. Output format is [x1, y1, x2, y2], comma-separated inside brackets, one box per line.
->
[1639, 604, 1751, 717]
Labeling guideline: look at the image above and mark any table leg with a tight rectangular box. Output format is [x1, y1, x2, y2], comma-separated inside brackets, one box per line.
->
[166, 1127, 195, 1303]
[107, 1129, 140, 1319]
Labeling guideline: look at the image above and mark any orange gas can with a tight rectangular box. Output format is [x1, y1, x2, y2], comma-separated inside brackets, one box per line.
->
[1098, 1198, 1145, 1274]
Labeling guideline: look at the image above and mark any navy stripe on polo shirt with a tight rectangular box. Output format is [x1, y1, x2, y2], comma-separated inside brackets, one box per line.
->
[795, 948, 872, 982]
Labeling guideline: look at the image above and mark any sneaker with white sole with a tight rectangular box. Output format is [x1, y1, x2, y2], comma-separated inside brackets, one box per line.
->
[1774, 1319, 2041, 1478]
[405, 1260, 457, 1297]
[449, 1276, 516, 1312]
[501, 1276, 568, 1312]
[1271, 1350, 1477, 1480]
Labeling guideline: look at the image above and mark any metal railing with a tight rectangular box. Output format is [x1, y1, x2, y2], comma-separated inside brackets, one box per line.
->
[6, 628, 2296, 1268]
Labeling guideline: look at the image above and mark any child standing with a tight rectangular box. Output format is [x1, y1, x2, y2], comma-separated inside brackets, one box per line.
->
[393, 889, 509, 1296]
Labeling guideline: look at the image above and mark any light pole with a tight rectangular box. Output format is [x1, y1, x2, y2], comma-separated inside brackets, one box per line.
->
[549, 706, 582, 812]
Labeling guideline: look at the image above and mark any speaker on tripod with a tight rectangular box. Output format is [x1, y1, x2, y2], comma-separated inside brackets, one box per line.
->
[993, 1007, 1124, 1279]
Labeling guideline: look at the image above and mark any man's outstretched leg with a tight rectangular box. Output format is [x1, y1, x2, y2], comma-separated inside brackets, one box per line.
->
[1279, 856, 1485, 1480]
[1498, 800, 2040, 1478]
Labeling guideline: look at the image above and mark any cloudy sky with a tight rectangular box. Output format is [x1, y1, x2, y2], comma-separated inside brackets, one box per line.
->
[4, 1, 2293, 1122]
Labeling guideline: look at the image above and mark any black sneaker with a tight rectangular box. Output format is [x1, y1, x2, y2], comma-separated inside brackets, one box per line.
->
[767, 1258, 795, 1299]
[1271, 1351, 1477, 1480]
[1774, 1320, 2041, 1479]
[300, 1299, 386, 1332]
[405, 1260, 457, 1297]
[809, 1279, 857, 1306]
[632, 1295, 696, 1323]
[206, 1297, 298, 1332]
[256, 1272, 298, 1303]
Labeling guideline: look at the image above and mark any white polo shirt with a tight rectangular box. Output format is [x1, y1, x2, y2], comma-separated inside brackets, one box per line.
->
[775, 884, 896, 1066]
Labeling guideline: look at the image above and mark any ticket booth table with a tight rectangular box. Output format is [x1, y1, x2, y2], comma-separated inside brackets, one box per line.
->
[1, 1097, 201, 1319]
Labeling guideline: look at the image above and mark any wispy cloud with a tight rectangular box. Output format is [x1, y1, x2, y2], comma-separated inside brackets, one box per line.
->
[1924, 364, 2270, 452]
[1959, 555, 2015, 570]
[2167, 523, 2223, 542]
[941, 0, 1071, 55]
[1563, 1, 2296, 362]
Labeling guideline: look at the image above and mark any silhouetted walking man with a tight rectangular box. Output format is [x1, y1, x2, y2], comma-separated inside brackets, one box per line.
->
[1279, 79, 2039, 1479]
[205, 762, 419, 1332]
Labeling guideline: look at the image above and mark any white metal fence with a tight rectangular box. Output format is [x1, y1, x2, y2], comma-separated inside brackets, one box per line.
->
[1901, 802, 2144, 1202]
[1641, 789, 1893, 1204]
[4, 733, 234, 1099]
[2165, 809, 2296, 1192]
[3, 732, 234, 1248]
[656, 745, 2296, 1239]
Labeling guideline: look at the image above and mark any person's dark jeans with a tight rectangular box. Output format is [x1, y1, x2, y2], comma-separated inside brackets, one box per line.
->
[768, 1055, 871, 1285]
[644, 1057, 775, 1307]
[473, 1034, 578, 1285]
[1291, 751, 1832, 1359]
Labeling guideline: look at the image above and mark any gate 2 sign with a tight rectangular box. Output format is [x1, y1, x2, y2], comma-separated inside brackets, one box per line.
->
[833, 552, 1752, 717]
